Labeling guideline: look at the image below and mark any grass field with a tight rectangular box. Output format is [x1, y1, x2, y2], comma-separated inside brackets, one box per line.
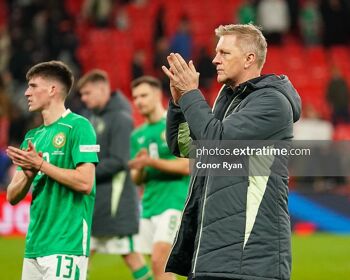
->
[0, 234, 349, 280]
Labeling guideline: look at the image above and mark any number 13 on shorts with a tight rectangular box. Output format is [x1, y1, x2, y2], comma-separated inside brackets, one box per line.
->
[55, 255, 88, 280]
[56, 255, 75, 278]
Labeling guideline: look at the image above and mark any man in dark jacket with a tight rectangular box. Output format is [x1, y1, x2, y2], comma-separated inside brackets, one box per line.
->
[78, 70, 153, 280]
[162, 24, 301, 280]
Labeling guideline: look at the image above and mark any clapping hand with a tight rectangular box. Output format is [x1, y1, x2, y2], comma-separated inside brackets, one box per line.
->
[6, 140, 43, 177]
[162, 53, 200, 104]
[128, 149, 150, 170]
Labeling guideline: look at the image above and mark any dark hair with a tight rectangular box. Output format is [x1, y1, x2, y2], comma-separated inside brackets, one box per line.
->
[131, 75, 162, 90]
[77, 69, 109, 91]
[26, 61, 74, 96]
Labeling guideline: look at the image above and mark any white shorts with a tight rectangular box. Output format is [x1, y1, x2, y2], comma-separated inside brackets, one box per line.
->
[22, 254, 88, 280]
[134, 209, 182, 254]
[90, 235, 136, 255]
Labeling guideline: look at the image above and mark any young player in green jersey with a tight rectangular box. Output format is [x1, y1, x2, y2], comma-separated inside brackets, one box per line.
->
[6, 61, 99, 280]
[129, 76, 190, 280]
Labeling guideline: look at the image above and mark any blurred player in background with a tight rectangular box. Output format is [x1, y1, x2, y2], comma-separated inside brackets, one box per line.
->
[129, 76, 190, 280]
[78, 70, 153, 280]
[6, 61, 99, 280]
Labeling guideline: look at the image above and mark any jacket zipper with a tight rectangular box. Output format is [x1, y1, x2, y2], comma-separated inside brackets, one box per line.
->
[223, 85, 247, 119]
[192, 175, 209, 276]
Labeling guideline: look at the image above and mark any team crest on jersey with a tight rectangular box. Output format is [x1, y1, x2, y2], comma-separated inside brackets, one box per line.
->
[52, 132, 66, 148]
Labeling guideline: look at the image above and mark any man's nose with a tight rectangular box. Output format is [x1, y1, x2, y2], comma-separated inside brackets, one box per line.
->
[212, 54, 220, 65]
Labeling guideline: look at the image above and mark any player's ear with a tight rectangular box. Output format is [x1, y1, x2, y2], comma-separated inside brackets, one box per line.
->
[244, 52, 256, 69]
[48, 85, 55, 97]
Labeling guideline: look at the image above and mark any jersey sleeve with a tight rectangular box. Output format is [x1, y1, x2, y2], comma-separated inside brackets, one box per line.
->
[70, 118, 99, 167]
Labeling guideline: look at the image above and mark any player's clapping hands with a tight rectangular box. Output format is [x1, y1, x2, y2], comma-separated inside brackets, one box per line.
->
[6, 140, 43, 174]
[162, 53, 200, 104]
[128, 148, 150, 170]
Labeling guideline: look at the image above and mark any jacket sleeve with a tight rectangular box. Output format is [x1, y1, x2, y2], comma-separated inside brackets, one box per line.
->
[166, 100, 194, 158]
[178, 89, 293, 141]
[96, 112, 133, 182]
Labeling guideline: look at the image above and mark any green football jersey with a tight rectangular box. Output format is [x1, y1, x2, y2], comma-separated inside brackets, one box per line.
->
[131, 116, 189, 218]
[19, 110, 99, 258]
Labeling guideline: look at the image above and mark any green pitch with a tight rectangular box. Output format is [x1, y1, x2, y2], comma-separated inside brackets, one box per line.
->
[0, 234, 349, 280]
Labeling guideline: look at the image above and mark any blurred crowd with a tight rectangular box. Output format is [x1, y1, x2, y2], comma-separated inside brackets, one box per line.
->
[1, 0, 350, 191]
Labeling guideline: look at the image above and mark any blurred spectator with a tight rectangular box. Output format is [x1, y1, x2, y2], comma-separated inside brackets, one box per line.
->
[44, 5, 81, 73]
[7, 36, 37, 115]
[320, 0, 350, 46]
[170, 16, 192, 60]
[196, 46, 216, 91]
[153, 38, 169, 74]
[153, 37, 171, 97]
[8, 38, 34, 83]
[32, 8, 48, 46]
[8, 103, 27, 147]
[132, 49, 146, 79]
[0, 150, 11, 190]
[0, 25, 10, 72]
[299, 0, 322, 45]
[114, 7, 129, 31]
[257, 0, 290, 45]
[153, 4, 165, 42]
[326, 66, 350, 125]
[237, 0, 257, 24]
[133, 0, 148, 7]
[0, 75, 11, 150]
[5, 1, 81, 92]
[82, 0, 112, 27]
[286, 0, 300, 35]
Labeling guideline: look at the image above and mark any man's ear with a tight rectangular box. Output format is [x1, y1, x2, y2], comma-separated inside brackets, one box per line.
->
[48, 85, 56, 97]
[244, 53, 256, 69]
[99, 82, 110, 97]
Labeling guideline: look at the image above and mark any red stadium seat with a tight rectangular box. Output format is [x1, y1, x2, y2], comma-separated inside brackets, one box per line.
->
[65, 0, 84, 17]
[333, 124, 350, 140]
[306, 46, 327, 67]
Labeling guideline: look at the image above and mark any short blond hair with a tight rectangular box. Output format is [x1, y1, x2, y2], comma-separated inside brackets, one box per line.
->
[77, 69, 109, 91]
[131, 76, 162, 90]
[215, 24, 267, 69]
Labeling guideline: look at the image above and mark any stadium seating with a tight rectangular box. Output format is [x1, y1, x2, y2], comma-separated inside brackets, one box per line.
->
[0, 1, 7, 28]
[65, 0, 84, 17]
[72, 0, 349, 120]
